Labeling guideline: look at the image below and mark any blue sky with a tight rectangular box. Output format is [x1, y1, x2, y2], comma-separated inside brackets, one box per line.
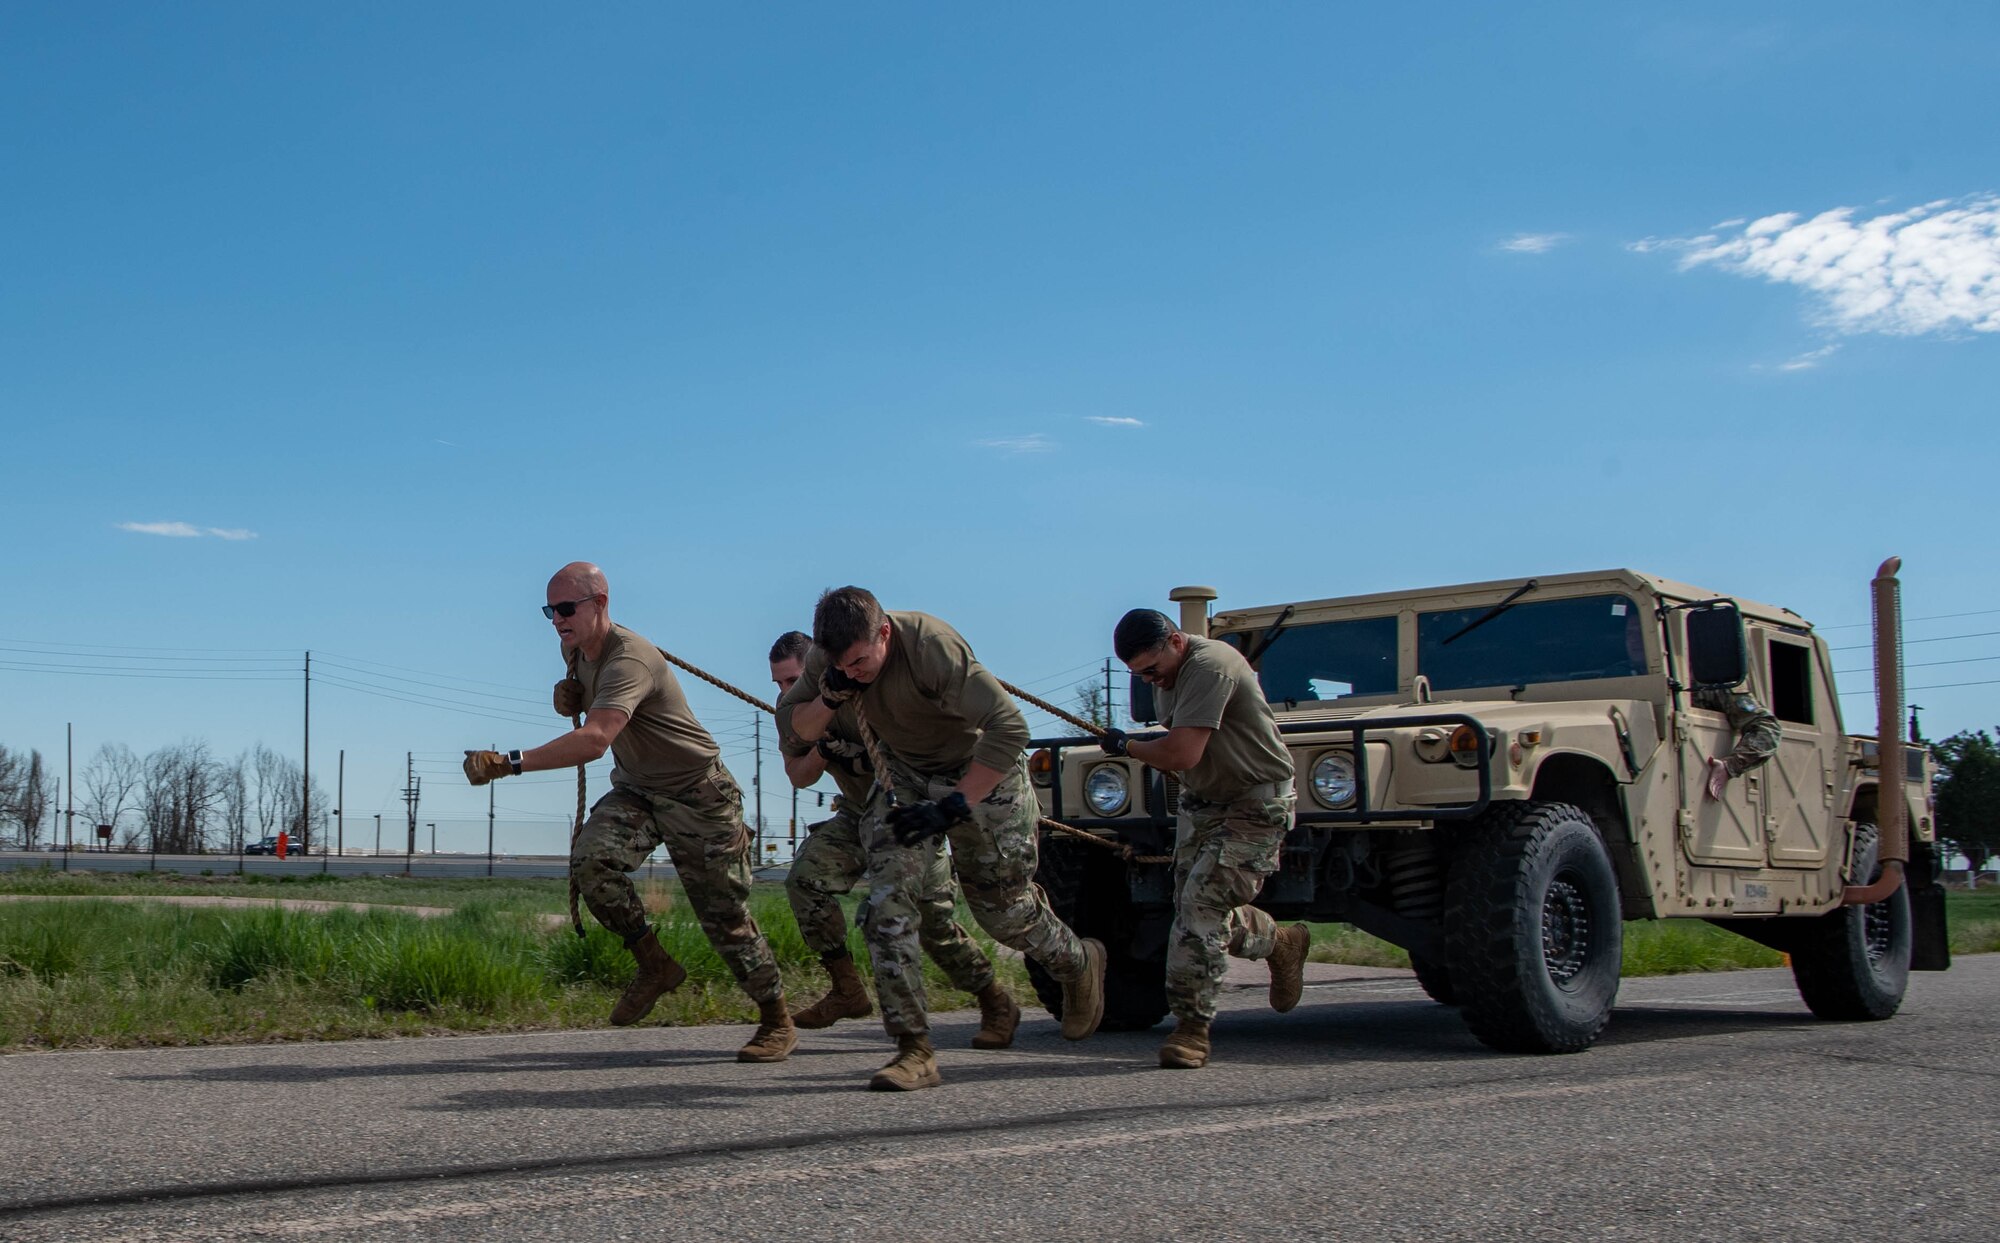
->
[3, 4, 1996, 851]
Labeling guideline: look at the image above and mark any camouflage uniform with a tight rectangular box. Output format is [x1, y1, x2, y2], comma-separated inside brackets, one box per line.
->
[785, 798, 995, 996]
[775, 611, 1089, 1041]
[566, 622, 781, 1007]
[1692, 685, 1782, 776]
[859, 758, 1079, 1036]
[1149, 635, 1301, 1025]
[572, 767, 782, 1005]
[1166, 792, 1294, 1022]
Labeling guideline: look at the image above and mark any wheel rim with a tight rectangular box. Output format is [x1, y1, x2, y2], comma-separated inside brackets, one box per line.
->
[1542, 871, 1593, 987]
[1861, 896, 1895, 969]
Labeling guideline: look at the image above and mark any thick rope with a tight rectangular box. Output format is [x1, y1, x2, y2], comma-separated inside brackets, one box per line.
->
[658, 647, 776, 714]
[646, 650, 1162, 862]
[998, 678, 1106, 737]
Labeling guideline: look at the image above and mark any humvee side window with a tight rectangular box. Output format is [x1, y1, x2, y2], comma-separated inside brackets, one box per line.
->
[1231, 616, 1398, 704]
[1418, 594, 1647, 691]
[1769, 639, 1814, 726]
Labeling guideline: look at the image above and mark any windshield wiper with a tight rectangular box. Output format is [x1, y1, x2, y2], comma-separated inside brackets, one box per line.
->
[1242, 605, 1296, 667]
[1439, 579, 1538, 647]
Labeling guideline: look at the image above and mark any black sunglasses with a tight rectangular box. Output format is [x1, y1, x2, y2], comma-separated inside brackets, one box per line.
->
[541, 596, 597, 620]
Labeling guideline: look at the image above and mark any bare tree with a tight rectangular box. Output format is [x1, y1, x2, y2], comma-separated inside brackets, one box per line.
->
[0, 746, 56, 848]
[1073, 679, 1115, 731]
[217, 753, 250, 854]
[81, 742, 144, 850]
[141, 740, 225, 853]
[250, 744, 290, 839]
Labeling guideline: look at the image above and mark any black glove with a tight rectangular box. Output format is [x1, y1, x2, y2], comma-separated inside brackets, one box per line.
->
[820, 665, 863, 709]
[1097, 727, 1130, 757]
[887, 792, 972, 846]
[817, 736, 866, 764]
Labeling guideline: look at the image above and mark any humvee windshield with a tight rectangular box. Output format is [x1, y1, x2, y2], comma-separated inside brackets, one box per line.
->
[1418, 593, 1645, 690]
[1228, 616, 1398, 703]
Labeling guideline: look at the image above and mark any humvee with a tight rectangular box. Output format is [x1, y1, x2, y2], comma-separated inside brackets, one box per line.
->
[1026, 565, 1951, 1053]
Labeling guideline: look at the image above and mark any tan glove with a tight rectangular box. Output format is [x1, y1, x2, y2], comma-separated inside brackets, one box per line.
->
[553, 678, 584, 718]
[464, 750, 514, 786]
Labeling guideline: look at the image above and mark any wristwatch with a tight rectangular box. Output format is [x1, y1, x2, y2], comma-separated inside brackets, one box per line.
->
[507, 749, 524, 775]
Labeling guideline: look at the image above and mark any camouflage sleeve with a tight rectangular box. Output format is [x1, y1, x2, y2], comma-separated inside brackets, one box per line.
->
[1694, 687, 1781, 776]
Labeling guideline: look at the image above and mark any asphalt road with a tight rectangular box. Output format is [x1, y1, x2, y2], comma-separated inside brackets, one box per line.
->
[1, 957, 1992, 1242]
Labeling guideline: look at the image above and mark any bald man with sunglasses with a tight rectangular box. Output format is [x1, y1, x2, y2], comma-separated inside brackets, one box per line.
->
[462, 561, 796, 1063]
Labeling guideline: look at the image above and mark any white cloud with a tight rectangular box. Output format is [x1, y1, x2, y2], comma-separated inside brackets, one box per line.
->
[117, 521, 259, 540]
[975, 433, 1054, 454]
[1500, 232, 1569, 254]
[1083, 416, 1145, 428]
[1638, 195, 2000, 335]
[1774, 344, 1840, 372]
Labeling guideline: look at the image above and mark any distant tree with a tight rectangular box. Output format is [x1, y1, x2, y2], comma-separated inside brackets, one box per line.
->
[1073, 678, 1115, 731]
[141, 740, 225, 853]
[1933, 728, 2000, 875]
[81, 742, 144, 849]
[0, 746, 55, 848]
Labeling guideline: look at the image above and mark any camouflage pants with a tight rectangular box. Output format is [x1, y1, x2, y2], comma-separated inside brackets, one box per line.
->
[859, 759, 1087, 1037]
[570, 766, 782, 1006]
[1166, 794, 1294, 1023]
[785, 802, 994, 993]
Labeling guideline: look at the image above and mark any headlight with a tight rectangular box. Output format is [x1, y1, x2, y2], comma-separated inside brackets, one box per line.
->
[1084, 764, 1130, 815]
[1311, 752, 1358, 808]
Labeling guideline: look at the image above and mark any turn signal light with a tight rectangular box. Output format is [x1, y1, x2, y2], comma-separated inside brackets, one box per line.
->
[1029, 748, 1055, 787]
[1449, 725, 1482, 769]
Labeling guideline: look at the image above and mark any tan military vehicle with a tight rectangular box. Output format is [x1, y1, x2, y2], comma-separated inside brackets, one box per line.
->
[1027, 564, 1952, 1053]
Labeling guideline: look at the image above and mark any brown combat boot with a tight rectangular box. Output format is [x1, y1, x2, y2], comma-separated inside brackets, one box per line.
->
[1058, 937, 1107, 1040]
[970, 982, 1020, 1050]
[737, 996, 799, 1063]
[868, 1034, 942, 1092]
[1158, 1017, 1211, 1069]
[610, 928, 687, 1026]
[1267, 922, 1311, 1014]
[793, 952, 874, 1029]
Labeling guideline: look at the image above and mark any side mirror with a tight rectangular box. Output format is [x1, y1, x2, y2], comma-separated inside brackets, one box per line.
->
[1686, 602, 1747, 689]
[1129, 674, 1158, 725]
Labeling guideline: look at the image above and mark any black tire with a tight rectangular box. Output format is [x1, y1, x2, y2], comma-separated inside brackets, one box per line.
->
[1410, 954, 1458, 1006]
[1790, 824, 1911, 1021]
[1444, 801, 1623, 1054]
[1026, 836, 1172, 1032]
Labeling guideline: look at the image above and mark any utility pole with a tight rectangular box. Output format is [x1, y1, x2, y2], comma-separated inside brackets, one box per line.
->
[753, 713, 763, 863]
[428, 822, 436, 855]
[402, 752, 419, 872]
[335, 750, 344, 859]
[64, 722, 73, 872]
[1104, 657, 1116, 730]
[302, 650, 311, 854]
[374, 813, 382, 857]
[487, 752, 497, 877]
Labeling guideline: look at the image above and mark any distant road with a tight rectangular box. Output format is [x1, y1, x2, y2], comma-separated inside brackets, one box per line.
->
[3, 850, 587, 880]
[0, 851, 818, 882]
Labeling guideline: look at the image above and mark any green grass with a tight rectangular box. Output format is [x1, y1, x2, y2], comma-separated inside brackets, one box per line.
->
[2, 872, 1991, 1052]
[0, 880, 1024, 1052]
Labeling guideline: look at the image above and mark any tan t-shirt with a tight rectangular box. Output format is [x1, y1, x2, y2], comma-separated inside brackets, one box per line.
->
[774, 611, 1027, 778]
[779, 703, 875, 806]
[573, 622, 721, 795]
[1154, 636, 1293, 804]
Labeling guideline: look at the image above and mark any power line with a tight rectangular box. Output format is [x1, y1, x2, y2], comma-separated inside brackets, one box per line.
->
[1839, 678, 2000, 696]
[0, 636, 297, 654]
[312, 657, 545, 706]
[1830, 629, 2000, 652]
[0, 662, 292, 681]
[1820, 607, 2000, 631]
[314, 673, 553, 728]
[314, 650, 545, 696]
[1836, 654, 2000, 676]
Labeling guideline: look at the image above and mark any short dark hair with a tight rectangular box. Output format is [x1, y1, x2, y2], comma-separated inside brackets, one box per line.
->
[814, 586, 885, 656]
[1113, 609, 1178, 662]
[768, 630, 811, 664]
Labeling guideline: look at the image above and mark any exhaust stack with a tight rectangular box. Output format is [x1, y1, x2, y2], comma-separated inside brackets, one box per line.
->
[1168, 585, 1218, 639]
[1845, 556, 1909, 905]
